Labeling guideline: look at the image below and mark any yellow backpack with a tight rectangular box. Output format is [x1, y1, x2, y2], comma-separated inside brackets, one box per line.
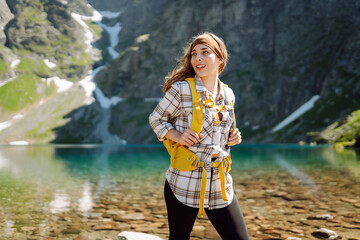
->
[163, 77, 236, 217]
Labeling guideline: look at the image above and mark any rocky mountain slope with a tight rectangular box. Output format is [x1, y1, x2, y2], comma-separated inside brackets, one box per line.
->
[90, 0, 360, 144]
[0, 0, 359, 144]
[0, 0, 99, 144]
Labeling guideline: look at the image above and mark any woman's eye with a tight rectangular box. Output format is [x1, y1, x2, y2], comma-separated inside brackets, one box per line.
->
[203, 51, 208, 54]
[191, 52, 196, 56]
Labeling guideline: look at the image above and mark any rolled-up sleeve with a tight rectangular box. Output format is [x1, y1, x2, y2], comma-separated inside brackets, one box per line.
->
[149, 84, 181, 141]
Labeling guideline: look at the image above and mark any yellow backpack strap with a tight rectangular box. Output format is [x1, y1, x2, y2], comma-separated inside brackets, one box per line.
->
[185, 78, 203, 134]
[223, 83, 237, 131]
[185, 78, 207, 217]
[211, 156, 232, 202]
[163, 78, 203, 156]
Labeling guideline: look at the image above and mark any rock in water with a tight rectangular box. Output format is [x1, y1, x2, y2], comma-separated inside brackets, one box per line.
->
[311, 228, 338, 239]
[118, 231, 164, 240]
[307, 214, 334, 220]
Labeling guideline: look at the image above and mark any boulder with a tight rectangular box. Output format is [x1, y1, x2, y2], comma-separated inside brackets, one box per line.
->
[118, 231, 163, 240]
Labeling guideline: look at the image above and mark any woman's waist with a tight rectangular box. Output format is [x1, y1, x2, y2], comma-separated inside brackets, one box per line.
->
[188, 144, 230, 162]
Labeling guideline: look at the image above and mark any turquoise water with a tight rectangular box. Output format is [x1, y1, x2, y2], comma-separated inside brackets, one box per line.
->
[0, 144, 359, 238]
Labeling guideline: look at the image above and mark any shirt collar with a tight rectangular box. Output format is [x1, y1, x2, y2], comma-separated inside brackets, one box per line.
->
[194, 75, 225, 100]
[194, 75, 207, 93]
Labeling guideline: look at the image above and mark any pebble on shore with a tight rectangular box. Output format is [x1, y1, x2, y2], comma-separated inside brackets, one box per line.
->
[311, 228, 338, 239]
[118, 231, 164, 240]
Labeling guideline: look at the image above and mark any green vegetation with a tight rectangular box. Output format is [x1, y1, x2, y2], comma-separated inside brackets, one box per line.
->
[30, 44, 52, 55]
[85, 19, 112, 63]
[55, 52, 93, 80]
[71, 52, 93, 66]
[317, 109, 360, 150]
[17, 57, 52, 77]
[22, 5, 49, 24]
[0, 73, 55, 111]
[12, 47, 32, 56]
[0, 45, 11, 77]
[25, 117, 61, 143]
[24, 87, 87, 143]
[85, 19, 103, 38]
[0, 59, 9, 76]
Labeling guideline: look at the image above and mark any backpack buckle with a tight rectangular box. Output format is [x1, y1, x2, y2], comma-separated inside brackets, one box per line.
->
[192, 159, 201, 168]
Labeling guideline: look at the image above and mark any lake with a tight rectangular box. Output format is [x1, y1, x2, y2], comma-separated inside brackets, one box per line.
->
[0, 144, 359, 239]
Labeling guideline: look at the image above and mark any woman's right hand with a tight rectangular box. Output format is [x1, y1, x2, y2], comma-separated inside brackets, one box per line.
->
[165, 129, 203, 147]
[177, 129, 204, 147]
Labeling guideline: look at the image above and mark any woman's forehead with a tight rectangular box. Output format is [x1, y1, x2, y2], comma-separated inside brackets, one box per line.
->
[191, 44, 211, 51]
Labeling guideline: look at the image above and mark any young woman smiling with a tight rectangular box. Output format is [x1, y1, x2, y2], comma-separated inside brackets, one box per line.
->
[149, 32, 249, 240]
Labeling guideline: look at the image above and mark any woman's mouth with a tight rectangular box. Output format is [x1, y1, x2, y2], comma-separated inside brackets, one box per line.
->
[196, 64, 206, 70]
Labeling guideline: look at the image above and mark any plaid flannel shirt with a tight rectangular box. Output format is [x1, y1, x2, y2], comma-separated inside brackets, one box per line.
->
[149, 75, 235, 210]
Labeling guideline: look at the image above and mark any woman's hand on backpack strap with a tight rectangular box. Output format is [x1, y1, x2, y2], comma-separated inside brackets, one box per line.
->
[228, 128, 242, 146]
[178, 129, 204, 147]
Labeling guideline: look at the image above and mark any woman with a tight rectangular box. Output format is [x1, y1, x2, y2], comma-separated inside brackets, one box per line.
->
[149, 32, 249, 240]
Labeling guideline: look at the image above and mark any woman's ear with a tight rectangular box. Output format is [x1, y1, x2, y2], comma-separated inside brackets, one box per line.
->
[219, 58, 224, 66]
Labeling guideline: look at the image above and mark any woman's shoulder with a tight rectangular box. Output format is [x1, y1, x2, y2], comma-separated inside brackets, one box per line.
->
[221, 82, 235, 103]
[169, 80, 192, 95]
[171, 80, 191, 87]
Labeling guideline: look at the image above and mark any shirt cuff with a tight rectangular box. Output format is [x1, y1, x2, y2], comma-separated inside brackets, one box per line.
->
[157, 124, 175, 141]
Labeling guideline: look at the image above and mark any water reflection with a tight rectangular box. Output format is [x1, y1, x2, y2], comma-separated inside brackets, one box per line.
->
[78, 181, 94, 213]
[0, 151, 21, 175]
[4, 220, 14, 236]
[49, 190, 71, 214]
[322, 147, 360, 178]
[274, 154, 319, 190]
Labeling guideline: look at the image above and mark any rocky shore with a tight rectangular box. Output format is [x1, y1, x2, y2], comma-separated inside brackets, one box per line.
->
[1, 168, 359, 240]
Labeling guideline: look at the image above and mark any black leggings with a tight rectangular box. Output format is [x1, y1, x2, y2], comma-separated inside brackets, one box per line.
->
[164, 180, 249, 240]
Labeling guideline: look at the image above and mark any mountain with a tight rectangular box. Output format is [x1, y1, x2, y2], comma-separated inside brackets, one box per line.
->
[0, 0, 98, 144]
[90, 0, 360, 144]
[0, 0, 359, 144]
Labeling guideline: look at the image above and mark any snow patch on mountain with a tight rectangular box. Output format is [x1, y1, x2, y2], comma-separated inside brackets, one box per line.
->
[97, 21, 121, 59]
[97, 10, 122, 59]
[0, 113, 24, 132]
[98, 11, 121, 19]
[10, 59, 20, 68]
[271, 95, 320, 133]
[44, 59, 56, 69]
[43, 77, 74, 93]
[71, 13, 96, 53]
[9, 141, 29, 145]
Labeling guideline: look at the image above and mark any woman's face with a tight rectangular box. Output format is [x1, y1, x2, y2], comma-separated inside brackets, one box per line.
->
[191, 44, 221, 80]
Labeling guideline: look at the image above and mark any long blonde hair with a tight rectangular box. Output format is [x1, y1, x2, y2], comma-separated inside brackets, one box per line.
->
[163, 32, 229, 92]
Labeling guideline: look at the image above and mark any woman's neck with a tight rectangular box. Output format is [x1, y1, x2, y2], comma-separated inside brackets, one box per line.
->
[199, 74, 219, 95]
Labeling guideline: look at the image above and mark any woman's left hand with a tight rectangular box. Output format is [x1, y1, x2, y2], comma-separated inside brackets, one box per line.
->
[228, 128, 242, 146]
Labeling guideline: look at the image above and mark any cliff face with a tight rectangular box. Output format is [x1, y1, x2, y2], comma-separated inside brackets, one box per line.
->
[0, 0, 13, 44]
[89, 0, 360, 143]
